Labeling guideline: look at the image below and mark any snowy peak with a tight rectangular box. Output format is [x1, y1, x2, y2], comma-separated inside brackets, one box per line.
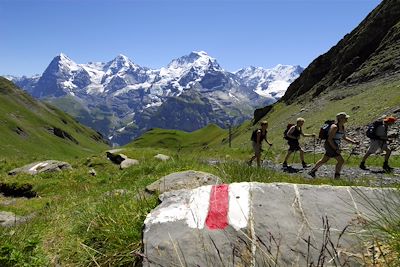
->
[103, 54, 140, 75]
[167, 51, 222, 71]
[235, 64, 304, 99]
[46, 53, 80, 75]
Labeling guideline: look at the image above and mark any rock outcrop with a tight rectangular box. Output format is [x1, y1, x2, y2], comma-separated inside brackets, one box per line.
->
[8, 160, 72, 176]
[106, 151, 139, 169]
[143, 182, 398, 266]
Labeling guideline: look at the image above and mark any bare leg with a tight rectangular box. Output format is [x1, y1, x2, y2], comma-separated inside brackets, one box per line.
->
[256, 153, 261, 167]
[334, 155, 345, 175]
[384, 147, 391, 162]
[300, 149, 305, 162]
[361, 152, 372, 163]
[283, 151, 292, 164]
[310, 155, 330, 172]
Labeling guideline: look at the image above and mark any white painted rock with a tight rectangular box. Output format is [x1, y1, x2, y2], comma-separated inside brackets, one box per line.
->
[154, 154, 170, 161]
[143, 182, 398, 266]
[8, 160, 72, 176]
[120, 158, 139, 169]
[145, 170, 220, 194]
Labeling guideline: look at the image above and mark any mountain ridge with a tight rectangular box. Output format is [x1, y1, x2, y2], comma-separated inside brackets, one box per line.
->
[9, 51, 303, 145]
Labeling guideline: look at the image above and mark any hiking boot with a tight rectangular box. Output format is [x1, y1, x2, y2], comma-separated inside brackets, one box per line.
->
[308, 170, 316, 178]
[334, 173, 341, 179]
[359, 161, 368, 170]
[302, 162, 310, 168]
[282, 162, 288, 168]
[383, 162, 393, 172]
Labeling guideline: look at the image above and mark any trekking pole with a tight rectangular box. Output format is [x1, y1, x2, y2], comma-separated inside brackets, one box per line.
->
[313, 136, 316, 164]
[262, 145, 271, 163]
[345, 146, 357, 163]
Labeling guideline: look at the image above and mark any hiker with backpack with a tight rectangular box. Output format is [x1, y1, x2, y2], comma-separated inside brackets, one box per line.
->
[282, 118, 315, 169]
[308, 112, 359, 179]
[248, 120, 272, 167]
[360, 116, 397, 172]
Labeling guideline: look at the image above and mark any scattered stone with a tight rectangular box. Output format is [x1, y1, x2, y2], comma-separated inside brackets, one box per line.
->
[120, 158, 139, 169]
[143, 182, 399, 266]
[0, 198, 17, 206]
[88, 168, 97, 176]
[146, 170, 221, 195]
[0, 211, 34, 227]
[13, 126, 28, 138]
[8, 160, 72, 176]
[154, 154, 170, 161]
[51, 127, 79, 144]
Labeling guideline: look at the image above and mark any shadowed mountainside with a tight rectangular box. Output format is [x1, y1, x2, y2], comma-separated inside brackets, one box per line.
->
[0, 77, 109, 159]
[282, 0, 400, 103]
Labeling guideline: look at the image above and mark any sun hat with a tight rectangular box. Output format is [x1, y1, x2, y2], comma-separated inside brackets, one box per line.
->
[336, 112, 350, 119]
[383, 116, 397, 124]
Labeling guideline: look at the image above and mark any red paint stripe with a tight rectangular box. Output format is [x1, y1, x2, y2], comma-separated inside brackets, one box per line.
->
[205, 184, 229, 230]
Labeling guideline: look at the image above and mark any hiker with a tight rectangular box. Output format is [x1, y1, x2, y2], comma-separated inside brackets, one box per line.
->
[308, 112, 359, 179]
[248, 120, 272, 167]
[282, 118, 315, 168]
[360, 116, 397, 172]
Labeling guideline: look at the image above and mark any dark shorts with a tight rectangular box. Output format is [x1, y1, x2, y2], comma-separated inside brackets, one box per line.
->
[324, 142, 340, 158]
[288, 139, 301, 152]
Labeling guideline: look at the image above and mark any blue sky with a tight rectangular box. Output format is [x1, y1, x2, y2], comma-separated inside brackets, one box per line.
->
[1, 0, 381, 76]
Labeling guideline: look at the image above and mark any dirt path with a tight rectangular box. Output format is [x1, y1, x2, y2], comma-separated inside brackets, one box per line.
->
[261, 159, 400, 186]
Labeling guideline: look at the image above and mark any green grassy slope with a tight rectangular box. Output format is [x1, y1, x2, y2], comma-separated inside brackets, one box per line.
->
[128, 123, 228, 150]
[0, 77, 109, 160]
[229, 76, 400, 163]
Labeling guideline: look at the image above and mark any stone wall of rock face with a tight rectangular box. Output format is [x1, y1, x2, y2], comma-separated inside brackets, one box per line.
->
[143, 182, 398, 266]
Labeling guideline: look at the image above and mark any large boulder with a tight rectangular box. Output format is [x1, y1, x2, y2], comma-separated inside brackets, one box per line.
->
[145, 170, 221, 195]
[154, 154, 170, 161]
[120, 158, 139, 169]
[143, 182, 398, 266]
[8, 160, 72, 176]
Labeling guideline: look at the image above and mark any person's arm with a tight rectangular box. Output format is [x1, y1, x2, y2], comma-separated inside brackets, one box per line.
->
[344, 135, 358, 145]
[256, 131, 262, 145]
[286, 126, 297, 139]
[265, 135, 272, 146]
[302, 132, 316, 138]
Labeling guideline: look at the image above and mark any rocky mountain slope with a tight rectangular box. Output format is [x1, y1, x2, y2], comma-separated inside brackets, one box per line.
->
[0, 77, 108, 159]
[282, 0, 400, 103]
[9, 52, 302, 145]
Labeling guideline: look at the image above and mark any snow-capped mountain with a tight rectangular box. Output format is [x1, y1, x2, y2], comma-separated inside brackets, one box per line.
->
[235, 64, 303, 100]
[10, 51, 303, 145]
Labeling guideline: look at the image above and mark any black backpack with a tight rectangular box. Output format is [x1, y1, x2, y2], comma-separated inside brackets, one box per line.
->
[283, 124, 295, 140]
[318, 120, 335, 140]
[366, 120, 383, 139]
[250, 129, 259, 142]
